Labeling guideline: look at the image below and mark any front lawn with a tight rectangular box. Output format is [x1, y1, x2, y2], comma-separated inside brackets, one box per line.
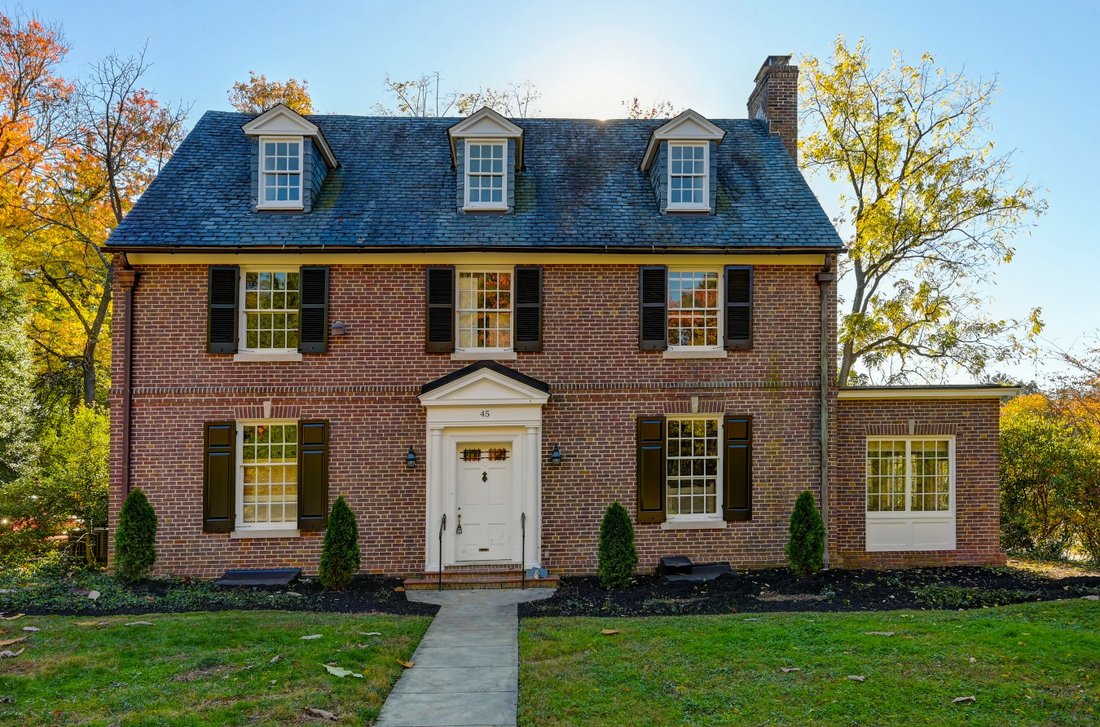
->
[520, 599, 1099, 726]
[0, 610, 430, 725]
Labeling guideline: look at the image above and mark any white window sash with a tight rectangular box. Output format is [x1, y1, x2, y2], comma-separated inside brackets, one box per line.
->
[235, 419, 299, 531]
[666, 267, 723, 351]
[239, 266, 301, 354]
[257, 136, 304, 209]
[455, 267, 514, 353]
[865, 436, 956, 518]
[667, 142, 709, 211]
[665, 415, 723, 520]
[463, 139, 508, 210]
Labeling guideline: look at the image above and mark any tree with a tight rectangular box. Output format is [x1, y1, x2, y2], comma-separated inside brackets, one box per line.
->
[786, 491, 826, 575]
[115, 488, 157, 579]
[800, 37, 1046, 384]
[456, 81, 541, 118]
[597, 501, 637, 588]
[319, 496, 360, 590]
[0, 248, 35, 484]
[621, 97, 678, 119]
[374, 73, 540, 118]
[228, 71, 312, 114]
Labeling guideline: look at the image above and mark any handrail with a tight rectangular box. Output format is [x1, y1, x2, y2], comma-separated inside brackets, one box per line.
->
[520, 512, 526, 589]
[438, 514, 446, 591]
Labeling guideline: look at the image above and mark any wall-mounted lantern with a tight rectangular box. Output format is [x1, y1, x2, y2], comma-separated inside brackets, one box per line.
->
[330, 321, 348, 337]
[405, 446, 417, 468]
[549, 444, 563, 466]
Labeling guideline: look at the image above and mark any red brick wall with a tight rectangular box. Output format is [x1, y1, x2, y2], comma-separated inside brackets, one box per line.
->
[831, 398, 1005, 568]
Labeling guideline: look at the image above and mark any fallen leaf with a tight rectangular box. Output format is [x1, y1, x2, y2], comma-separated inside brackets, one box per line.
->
[780, 667, 801, 673]
[21, 627, 39, 633]
[125, 621, 153, 627]
[269, 655, 283, 664]
[847, 675, 866, 682]
[864, 631, 895, 637]
[351, 644, 372, 649]
[0, 614, 24, 621]
[75, 621, 107, 627]
[600, 629, 620, 636]
[397, 659, 415, 669]
[952, 695, 976, 704]
[359, 631, 382, 636]
[0, 637, 27, 648]
[0, 648, 25, 659]
[300, 634, 322, 640]
[322, 664, 363, 679]
[394, 586, 406, 593]
[87, 591, 100, 601]
[968, 657, 977, 664]
[304, 706, 338, 721]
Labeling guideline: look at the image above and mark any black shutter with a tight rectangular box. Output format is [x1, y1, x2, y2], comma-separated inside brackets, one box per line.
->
[203, 422, 235, 532]
[514, 266, 542, 352]
[208, 266, 239, 354]
[425, 267, 455, 353]
[298, 266, 329, 353]
[639, 266, 668, 350]
[637, 416, 666, 523]
[724, 266, 753, 350]
[298, 420, 329, 531]
[723, 416, 752, 522]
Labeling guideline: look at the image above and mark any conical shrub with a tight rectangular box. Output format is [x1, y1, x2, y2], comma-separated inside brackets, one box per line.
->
[786, 490, 825, 576]
[115, 488, 157, 581]
[598, 501, 637, 589]
[319, 496, 360, 590]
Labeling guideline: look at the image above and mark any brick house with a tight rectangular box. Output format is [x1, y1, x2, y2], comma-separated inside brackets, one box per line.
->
[105, 56, 1012, 581]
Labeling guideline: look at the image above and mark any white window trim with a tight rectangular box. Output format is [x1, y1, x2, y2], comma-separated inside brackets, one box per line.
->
[665, 414, 723, 522]
[235, 419, 299, 533]
[665, 267, 723, 353]
[864, 436, 957, 519]
[455, 266, 515, 354]
[666, 141, 710, 212]
[463, 139, 508, 211]
[238, 266, 301, 356]
[257, 136, 305, 210]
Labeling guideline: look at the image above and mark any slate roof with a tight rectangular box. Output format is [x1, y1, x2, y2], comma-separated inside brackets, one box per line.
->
[105, 111, 843, 252]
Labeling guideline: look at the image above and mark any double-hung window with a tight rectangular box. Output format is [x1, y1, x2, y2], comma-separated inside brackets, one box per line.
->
[667, 270, 721, 350]
[457, 270, 512, 351]
[238, 420, 298, 531]
[666, 417, 721, 519]
[241, 269, 300, 352]
[465, 140, 506, 209]
[259, 137, 303, 209]
[865, 437, 956, 551]
[668, 142, 708, 210]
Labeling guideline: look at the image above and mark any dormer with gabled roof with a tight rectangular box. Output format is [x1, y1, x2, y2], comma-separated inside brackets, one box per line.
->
[448, 107, 523, 213]
[242, 104, 338, 213]
[641, 109, 726, 215]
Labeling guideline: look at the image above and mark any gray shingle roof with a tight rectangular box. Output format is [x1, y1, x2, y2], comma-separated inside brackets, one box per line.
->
[105, 111, 843, 251]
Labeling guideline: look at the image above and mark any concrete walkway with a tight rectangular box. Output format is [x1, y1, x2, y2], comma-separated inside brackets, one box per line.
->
[375, 589, 555, 727]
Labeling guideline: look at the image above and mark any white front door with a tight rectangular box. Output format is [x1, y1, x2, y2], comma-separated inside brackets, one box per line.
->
[455, 443, 512, 561]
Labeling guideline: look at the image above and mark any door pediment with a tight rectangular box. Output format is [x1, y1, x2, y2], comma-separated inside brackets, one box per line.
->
[419, 361, 550, 407]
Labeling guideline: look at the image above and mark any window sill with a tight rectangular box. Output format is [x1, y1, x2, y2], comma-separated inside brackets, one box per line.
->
[662, 349, 727, 360]
[230, 528, 300, 539]
[666, 206, 711, 214]
[233, 351, 304, 363]
[256, 204, 304, 212]
[452, 350, 518, 361]
[661, 519, 726, 530]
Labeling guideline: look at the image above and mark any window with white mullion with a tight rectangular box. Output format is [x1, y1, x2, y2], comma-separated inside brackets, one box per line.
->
[866, 438, 952, 515]
[259, 137, 303, 208]
[667, 270, 721, 348]
[242, 270, 300, 352]
[465, 141, 506, 208]
[666, 417, 721, 518]
[238, 421, 298, 529]
[457, 270, 513, 350]
[668, 142, 707, 208]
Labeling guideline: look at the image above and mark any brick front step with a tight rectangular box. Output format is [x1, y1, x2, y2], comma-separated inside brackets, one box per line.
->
[403, 569, 559, 590]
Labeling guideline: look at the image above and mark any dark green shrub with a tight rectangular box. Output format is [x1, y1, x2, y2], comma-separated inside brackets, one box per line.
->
[319, 496, 360, 590]
[786, 490, 825, 576]
[115, 489, 157, 581]
[598, 501, 637, 589]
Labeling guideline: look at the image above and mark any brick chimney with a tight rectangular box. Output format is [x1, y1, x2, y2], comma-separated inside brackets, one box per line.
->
[747, 55, 799, 162]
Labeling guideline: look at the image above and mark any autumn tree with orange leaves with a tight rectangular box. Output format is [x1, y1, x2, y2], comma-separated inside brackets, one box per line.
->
[228, 71, 312, 114]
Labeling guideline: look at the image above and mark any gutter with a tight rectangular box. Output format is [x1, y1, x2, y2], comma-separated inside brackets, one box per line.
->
[115, 255, 139, 495]
[102, 243, 846, 255]
[815, 259, 836, 567]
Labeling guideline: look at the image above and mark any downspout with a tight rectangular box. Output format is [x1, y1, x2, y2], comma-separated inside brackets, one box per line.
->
[115, 255, 139, 494]
[815, 259, 836, 567]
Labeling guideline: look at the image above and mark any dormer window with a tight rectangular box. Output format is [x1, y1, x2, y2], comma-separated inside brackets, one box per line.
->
[465, 141, 506, 209]
[668, 143, 708, 210]
[259, 138, 303, 208]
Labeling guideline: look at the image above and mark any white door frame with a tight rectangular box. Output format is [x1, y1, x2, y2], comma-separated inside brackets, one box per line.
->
[418, 366, 549, 572]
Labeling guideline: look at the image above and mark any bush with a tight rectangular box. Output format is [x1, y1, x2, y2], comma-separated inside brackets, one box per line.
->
[597, 501, 637, 589]
[115, 489, 157, 581]
[319, 496, 360, 590]
[786, 490, 825, 576]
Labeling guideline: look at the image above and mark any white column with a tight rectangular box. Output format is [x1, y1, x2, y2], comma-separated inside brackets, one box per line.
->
[425, 426, 445, 571]
[525, 425, 540, 568]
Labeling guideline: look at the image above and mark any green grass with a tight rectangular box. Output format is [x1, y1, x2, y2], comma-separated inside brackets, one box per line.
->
[519, 600, 1100, 726]
[0, 610, 430, 726]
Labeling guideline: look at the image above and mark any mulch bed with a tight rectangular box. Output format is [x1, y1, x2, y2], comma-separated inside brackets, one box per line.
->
[518, 566, 1100, 617]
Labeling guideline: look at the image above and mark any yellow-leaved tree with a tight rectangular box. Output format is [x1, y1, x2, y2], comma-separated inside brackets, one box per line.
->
[228, 71, 312, 114]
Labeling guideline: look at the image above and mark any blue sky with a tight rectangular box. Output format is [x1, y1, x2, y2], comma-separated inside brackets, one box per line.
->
[34, 0, 1100, 384]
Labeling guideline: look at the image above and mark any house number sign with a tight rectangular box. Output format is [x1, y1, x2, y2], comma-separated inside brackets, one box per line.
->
[480, 410, 491, 418]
